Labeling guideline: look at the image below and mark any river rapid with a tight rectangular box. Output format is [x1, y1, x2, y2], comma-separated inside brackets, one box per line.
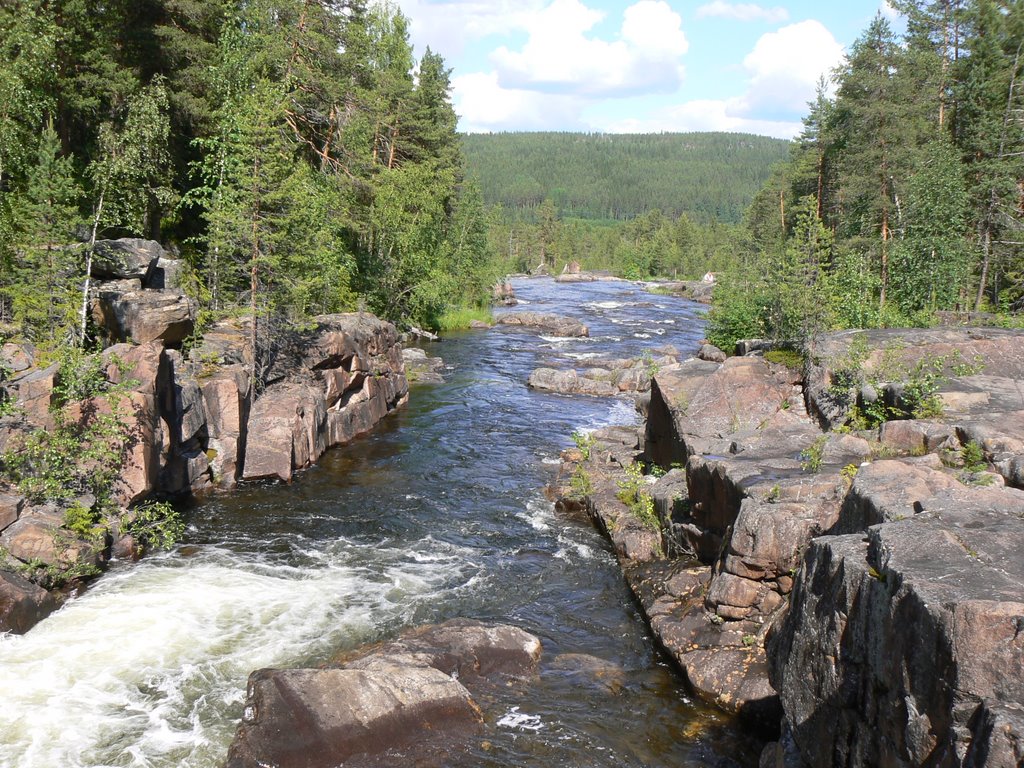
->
[0, 277, 763, 768]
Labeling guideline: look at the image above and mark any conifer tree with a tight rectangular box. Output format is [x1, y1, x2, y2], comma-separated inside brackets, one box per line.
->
[10, 122, 83, 342]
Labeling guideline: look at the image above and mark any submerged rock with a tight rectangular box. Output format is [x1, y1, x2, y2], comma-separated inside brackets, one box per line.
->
[495, 311, 589, 337]
[403, 347, 445, 384]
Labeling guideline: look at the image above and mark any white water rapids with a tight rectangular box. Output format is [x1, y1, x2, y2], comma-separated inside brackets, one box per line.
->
[0, 537, 476, 767]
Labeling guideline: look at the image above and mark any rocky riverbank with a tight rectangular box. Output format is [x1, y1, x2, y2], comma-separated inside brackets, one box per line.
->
[0, 239, 408, 634]
[555, 327, 1024, 766]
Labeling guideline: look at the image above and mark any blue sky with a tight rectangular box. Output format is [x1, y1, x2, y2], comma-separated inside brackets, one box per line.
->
[397, 0, 900, 138]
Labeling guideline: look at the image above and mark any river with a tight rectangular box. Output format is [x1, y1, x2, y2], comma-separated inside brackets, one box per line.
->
[0, 277, 763, 767]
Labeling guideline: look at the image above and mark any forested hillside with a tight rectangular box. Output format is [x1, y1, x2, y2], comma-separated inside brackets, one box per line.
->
[0, 0, 491, 352]
[708, 0, 1024, 350]
[462, 132, 789, 223]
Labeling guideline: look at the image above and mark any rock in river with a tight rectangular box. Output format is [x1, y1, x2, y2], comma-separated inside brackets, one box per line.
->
[226, 619, 543, 768]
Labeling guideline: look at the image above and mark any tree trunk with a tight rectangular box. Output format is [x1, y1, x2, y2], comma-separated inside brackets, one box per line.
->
[975, 224, 992, 311]
[880, 208, 890, 311]
[79, 190, 105, 346]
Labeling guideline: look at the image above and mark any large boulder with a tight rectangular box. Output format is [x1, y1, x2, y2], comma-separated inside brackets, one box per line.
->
[92, 287, 197, 345]
[242, 382, 327, 483]
[0, 570, 59, 634]
[225, 665, 482, 768]
[227, 620, 541, 768]
[90, 238, 163, 280]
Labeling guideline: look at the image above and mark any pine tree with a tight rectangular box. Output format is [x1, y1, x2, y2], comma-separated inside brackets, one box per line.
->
[10, 122, 83, 343]
[204, 79, 301, 389]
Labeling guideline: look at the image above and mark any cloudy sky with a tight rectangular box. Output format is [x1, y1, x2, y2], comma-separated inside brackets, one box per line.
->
[398, 0, 899, 139]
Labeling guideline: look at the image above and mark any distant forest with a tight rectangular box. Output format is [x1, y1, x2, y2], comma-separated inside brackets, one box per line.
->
[461, 132, 789, 224]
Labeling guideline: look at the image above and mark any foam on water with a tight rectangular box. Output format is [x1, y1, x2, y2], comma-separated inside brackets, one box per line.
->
[0, 539, 474, 768]
[498, 707, 544, 732]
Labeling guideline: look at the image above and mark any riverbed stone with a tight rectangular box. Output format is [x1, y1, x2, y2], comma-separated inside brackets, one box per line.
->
[339, 619, 543, 686]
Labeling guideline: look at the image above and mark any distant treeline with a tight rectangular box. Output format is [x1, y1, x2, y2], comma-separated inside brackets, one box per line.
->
[461, 132, 789, 224]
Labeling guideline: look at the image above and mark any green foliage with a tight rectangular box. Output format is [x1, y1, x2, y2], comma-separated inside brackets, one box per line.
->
[123, 501, 185, 551]
[961, 441, 987, 474]
[15, 555, 101, 590]
[0, 348, 134, 506]
[800, 435, 828, 473]
[63, 501, 104, 541]
[705, 277, 769, 352]
[640, 350, 660, 379]
[616, 462, 659, 531]
[572, 429, 596, 460]
[709, 2, 1024, 339]
[764, 349, 805, 370]
[434, 306, 493, 332]
[569, 465, 592, 500]
[462, 132, 789, 224]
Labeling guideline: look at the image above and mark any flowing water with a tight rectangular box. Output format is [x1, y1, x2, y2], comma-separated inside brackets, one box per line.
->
[0, 278, 763, 768]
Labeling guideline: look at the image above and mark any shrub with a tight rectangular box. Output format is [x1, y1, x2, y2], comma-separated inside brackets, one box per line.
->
[123, 501, 185, 551]
[616, 462, 659, 531]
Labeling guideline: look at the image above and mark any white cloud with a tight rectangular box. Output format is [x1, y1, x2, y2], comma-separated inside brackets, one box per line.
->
[490, 0, 689, 97]
[604, 99, 802, 139]
[880, 1, 901, 23]
[453, 71, 588, 132]
[398, 0, 548, 58]
[729, 20, 845, 119]
[694, 1, 789, 24]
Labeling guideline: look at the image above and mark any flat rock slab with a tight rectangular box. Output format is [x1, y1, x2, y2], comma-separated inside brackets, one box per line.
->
[806, 327, 1024, 429]
[495, 311, 589, 337]
[337, 619, 543, 690]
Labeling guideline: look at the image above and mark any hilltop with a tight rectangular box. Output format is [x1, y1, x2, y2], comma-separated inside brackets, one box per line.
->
[461, 131, 789, 224]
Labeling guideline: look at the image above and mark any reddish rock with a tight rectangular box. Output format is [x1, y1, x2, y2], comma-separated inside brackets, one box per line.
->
[92, 287, 197, 345]
[228, 621, 540, 768]
[242, 383, 328, 483]
[200, 366, 249, 487]
[0, 512, 100, 570]
[0, 570, 59, 634]
[0, 492, 24, 532]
